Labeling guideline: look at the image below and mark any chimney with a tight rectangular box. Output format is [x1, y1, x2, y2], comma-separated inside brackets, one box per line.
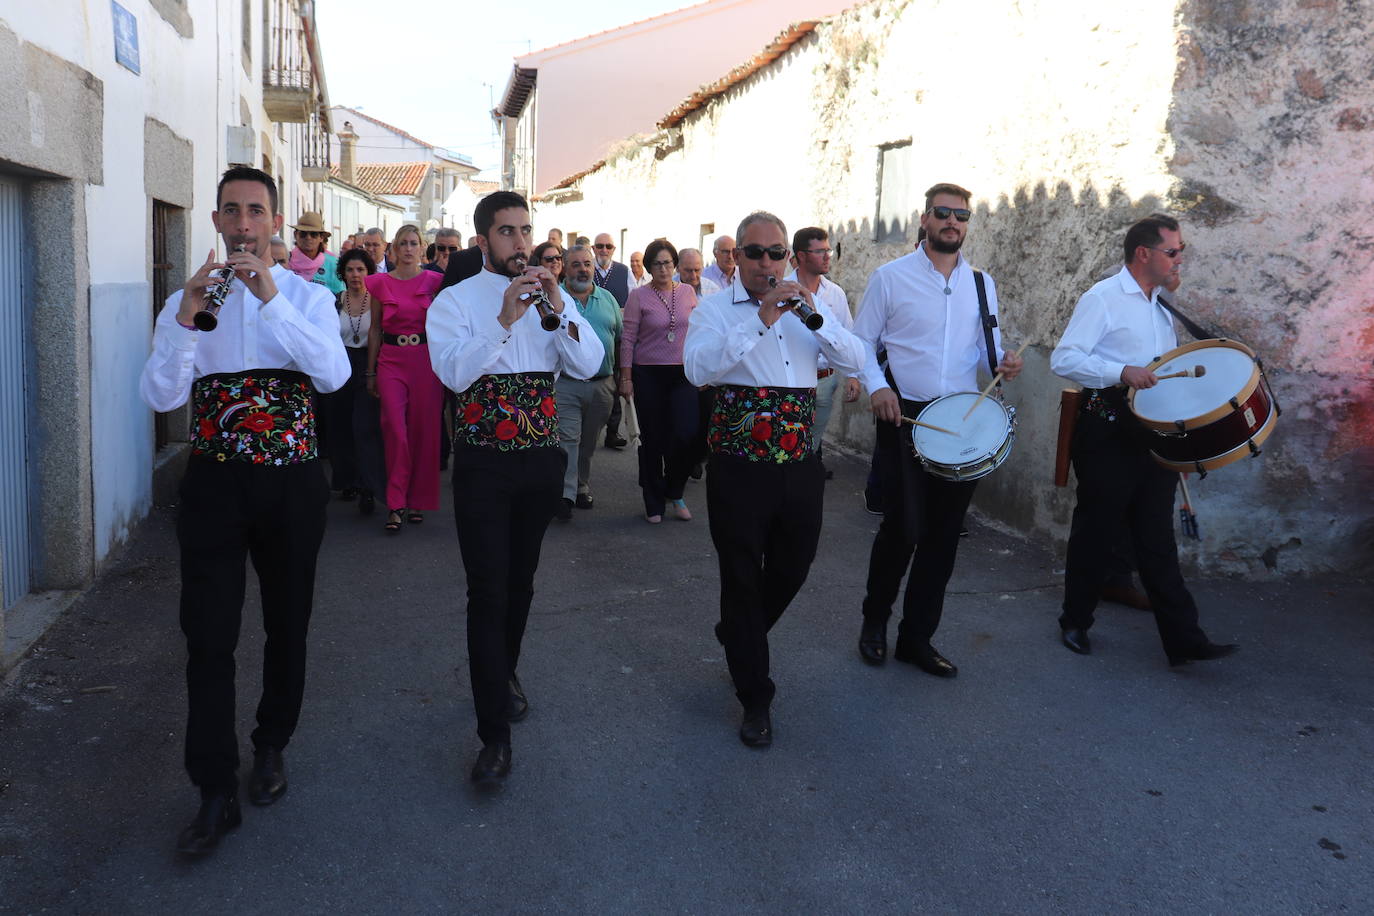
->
[338, 121, 358, 185]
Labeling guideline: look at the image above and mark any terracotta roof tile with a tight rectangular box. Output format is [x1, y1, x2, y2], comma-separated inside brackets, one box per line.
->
[335, 162, 432, 196]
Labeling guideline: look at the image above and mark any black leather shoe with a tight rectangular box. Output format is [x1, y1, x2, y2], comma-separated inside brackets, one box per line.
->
[175, 793, 242, 856]
[1061, 627, 1092, 655]
[358, 490, 376, 515]
[470, 743, 511, 786]
[605, 434, 627, 449]
[858, 620, 887, 666]
[739, 710, 772, 748]
[574, 493, 594, 510]
[556, 498, 573, 522]
[690, 462, 704, 480]
[1168, 642, 1238, 667]
[247, 748, 287, 806]
[506, 675, 529, 722]
[893, 642, 958, 677]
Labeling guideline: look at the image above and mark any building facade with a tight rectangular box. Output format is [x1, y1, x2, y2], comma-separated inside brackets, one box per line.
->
[0, 0, 335, 640]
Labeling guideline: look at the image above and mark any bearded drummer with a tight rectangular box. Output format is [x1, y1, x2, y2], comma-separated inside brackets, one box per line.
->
[1050, 214, 1238, 666]
[852, 182, 1023, 677]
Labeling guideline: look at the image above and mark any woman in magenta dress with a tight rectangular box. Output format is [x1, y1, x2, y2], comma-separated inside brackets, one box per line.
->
[365, 224, 444, 532]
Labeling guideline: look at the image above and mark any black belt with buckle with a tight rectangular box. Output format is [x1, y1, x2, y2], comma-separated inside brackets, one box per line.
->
[384, 332, 427, 346]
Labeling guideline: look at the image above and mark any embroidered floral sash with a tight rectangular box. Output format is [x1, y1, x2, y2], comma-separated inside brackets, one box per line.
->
[190, 370, 317, 465]
[708, 384, 815, 463]
[454, 372, 559, 451]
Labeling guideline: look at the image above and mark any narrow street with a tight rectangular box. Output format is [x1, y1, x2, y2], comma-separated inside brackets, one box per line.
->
[2, 444, 1370, 913]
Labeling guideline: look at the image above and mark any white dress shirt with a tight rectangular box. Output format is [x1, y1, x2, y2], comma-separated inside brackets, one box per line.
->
[630, 271, 651, 288]
[1051, 266, 1179, 389]
[139, 265, 350, 412]
[683, 276, 866, 389]
[852, 246, 1004, 402]
[785, 270, 853, 372]
[427, 268, 605, 394]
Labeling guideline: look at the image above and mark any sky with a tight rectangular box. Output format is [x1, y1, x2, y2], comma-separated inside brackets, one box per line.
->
[315, 0, 703, 177]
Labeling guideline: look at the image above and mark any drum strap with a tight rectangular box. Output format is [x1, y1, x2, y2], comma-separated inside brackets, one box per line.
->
[972, 269, 1000, 382]
[1156, 293, 1218, 341]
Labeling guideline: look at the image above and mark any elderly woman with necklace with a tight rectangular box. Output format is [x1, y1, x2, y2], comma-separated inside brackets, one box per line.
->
[365, 224, 445, 532]
[619, 239, 700, 522]
[320, 248, 386, 514]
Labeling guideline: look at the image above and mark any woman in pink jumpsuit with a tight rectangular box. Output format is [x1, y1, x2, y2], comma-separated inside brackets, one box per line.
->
[365, 224, 444, 531]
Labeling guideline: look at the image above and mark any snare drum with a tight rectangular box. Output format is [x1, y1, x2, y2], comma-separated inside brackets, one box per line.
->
[1128, 338, 1278, 474]
[911, 393, 1017, 481]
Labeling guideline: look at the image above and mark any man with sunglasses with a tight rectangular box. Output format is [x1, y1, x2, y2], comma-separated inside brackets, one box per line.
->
[854, 183, 1024, 678]
[684, 211, 866, 748]
[424, 228, 462, 274]
[593, 233, 632, 447]
[1050, 214, 1238, 667]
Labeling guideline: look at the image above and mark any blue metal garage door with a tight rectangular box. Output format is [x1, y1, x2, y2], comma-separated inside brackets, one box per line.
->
[0, 175, 31, 610]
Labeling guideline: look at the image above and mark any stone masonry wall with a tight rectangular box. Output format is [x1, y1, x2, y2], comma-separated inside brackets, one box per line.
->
[538, 0, 1374, 576]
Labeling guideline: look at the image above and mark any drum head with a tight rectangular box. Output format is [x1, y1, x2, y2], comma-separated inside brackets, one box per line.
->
[1132, 341, 1258, 424]
[913, 393, 1009, 465]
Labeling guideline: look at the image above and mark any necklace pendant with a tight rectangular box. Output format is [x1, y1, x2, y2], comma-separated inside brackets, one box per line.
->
[352, 334, 361, 345]
[667, 330, 676, 343]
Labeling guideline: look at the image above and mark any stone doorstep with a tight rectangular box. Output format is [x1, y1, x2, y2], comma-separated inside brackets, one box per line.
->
[2, 589, 81, 677]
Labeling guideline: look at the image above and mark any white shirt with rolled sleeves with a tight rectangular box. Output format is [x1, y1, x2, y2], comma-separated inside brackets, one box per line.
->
[139, 265, 350, 412]
[683, 275, 866, 388]
[785, 270, 852, 372]
[852, 246, 1003, 402]
[1051, 267, 1179, 390]
[426, 268, 604, 393]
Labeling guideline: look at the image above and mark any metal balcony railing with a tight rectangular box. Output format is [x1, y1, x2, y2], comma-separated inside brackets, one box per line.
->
[263, 0, 312, 122]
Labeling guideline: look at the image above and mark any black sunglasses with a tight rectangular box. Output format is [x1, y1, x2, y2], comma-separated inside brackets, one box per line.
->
[435, 245, 460, 253]
[739, 244, 789, 261]
[928, 206, 972, 222]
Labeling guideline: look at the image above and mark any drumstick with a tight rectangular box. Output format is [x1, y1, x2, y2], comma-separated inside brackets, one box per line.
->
[1156, 365, 1207, 381]
[962, 341, 1031, 420]
[901, 416, 958, 435]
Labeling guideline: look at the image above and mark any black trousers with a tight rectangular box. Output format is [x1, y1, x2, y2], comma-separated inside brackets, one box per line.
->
[631, 364, 699, 516]
[861, 412, 976, 647]
[706, 453, 824, 712]
[323, 345, 385, 496]
[177, 457, 329, 798]
[1059, 414, 1208, 656]
[451, 443, 564, 746]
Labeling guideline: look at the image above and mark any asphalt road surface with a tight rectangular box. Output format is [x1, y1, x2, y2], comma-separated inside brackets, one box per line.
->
[2, 443, 1370, 913]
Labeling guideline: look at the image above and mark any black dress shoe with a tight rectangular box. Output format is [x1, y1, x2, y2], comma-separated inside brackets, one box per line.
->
[893, 642, 958, 677]
[1168, 642, 1239, 667]
[471, 743, 512, 786]
[690, 462, 704, 480]
[1061, 627, 1092, 655]
[358, 490, 376, 515]
[247, 748, 287, 806]
[605, 434, 627, 449]
[175, 793, 242, 856]
[739, 710, 772, 748]
[574, 493, 594, 510]
[556, 498, 573, 522]
[858, 620, 887, 666]
[506, 675, 529, 722]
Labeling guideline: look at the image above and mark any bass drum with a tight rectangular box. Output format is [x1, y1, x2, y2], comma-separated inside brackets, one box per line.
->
[1128, 338, 1278, 474]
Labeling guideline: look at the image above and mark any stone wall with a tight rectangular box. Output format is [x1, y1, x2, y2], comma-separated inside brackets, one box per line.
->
[536, 0, 1374, 576]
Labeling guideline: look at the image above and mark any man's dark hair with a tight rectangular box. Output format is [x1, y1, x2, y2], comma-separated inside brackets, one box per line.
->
[792, 226, 828, 254]
[217, 166, 279, 214]
[425, 243, 436, 261]
[474, 191, 529, 237]
[644, 238, 679, 271]
[1123, 214, 1180, 264]
[335, 247, 376, 280]
[923, 182, 972, 211]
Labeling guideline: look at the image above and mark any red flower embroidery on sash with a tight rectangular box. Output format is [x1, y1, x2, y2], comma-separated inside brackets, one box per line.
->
[241, 412, 275, 433]
[494, 419, 519, 441]
[199, 418, 218, 439]
[779, 432, 798, 452]
[751, 421, 772, 441]
[540, 396, 556, 417]
[462, 402, 483, 424]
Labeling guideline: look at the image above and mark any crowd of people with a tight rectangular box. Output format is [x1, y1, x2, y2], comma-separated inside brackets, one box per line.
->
[140, 167, 1238, 858]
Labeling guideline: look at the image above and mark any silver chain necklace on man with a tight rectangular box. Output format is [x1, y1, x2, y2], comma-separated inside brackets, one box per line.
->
[653, 282, 679, 342]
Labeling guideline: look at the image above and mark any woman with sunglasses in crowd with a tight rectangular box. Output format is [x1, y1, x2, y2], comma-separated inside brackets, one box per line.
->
[365, 224, 445, 532]
[531, 240, 566, 283]
[286, 212, 344, 295]
[619, 239, 699, 523]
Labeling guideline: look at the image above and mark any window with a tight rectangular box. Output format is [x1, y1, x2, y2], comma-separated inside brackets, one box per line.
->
[874, 139, 914, 243]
